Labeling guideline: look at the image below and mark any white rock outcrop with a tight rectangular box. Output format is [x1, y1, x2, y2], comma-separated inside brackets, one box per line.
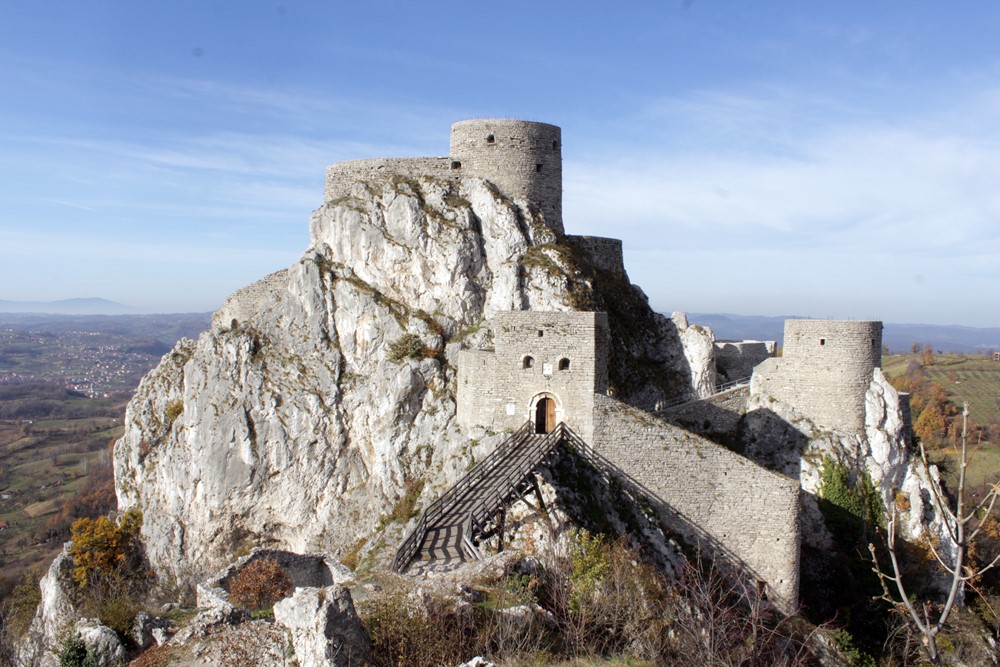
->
[113, 174, 715, 582]
[73, 618, 126, 667]
[745, 367, 951, 551]
[19, 546, 77, 667]
[273, 586, 372, 667]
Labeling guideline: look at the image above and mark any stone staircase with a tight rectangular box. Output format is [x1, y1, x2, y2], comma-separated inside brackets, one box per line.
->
[391, 422, 572, 573]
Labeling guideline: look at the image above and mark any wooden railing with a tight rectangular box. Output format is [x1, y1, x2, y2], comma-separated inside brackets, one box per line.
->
[465, 426, 566, 540]
[653, 376, 751, 413]
[391, 421, 534, 573]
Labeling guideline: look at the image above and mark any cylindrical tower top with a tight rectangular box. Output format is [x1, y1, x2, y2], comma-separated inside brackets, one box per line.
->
[449, 119, 563, 234]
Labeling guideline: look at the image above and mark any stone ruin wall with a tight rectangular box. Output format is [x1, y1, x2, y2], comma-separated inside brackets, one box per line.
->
[715, 340, 776, 383]
[324, 157, 457, 202]
[591, 393, 800, 611]
[658, 384, 750, 440]
[450, 119, 563, 234]
[212, 269, 290, 330]
[752, 320, 882, 433]
[565, 235, 626, 275]
[457, 311, 608, 443]
[322, 119, 564, 234]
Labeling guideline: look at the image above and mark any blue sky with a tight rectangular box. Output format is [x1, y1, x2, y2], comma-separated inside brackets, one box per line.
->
[2, 2, 999, 327]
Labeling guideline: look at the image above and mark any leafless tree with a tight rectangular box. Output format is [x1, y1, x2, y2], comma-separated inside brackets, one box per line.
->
[870, 402, 1000, 665]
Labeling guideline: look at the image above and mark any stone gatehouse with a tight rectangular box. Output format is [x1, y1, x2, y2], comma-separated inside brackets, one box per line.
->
[456, 309, 802, 611]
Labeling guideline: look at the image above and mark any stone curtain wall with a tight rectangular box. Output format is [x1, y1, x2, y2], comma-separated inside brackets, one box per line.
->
[752, 320, 882, 433]
[450, 120, 563, 234]
[212, 270, 290, 330]
[592, 393, 801, 610]
[659, 385, 750, 440]
[565, 235, 626, 275]
[324, 157, 457, 202]
[714, 341, 776, 383]
[457, 311, 608, 442]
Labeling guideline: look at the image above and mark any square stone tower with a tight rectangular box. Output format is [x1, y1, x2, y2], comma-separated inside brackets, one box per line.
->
[456, 311, 609, 443]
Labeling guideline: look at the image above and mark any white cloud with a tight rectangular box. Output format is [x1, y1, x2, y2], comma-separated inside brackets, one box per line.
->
[564, 85, 1000, 326]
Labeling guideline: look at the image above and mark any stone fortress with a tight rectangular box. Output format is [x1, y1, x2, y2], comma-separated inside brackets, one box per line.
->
[202, 118, 905, 615]
[313, 118, 905, 611]
[325, 119, 564, 232]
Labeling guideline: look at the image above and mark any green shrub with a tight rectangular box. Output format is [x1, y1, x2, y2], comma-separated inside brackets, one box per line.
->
[59, 634, 91, 667]
[568, 529, 610, 613]
[164, 399, 183, 426]
[830, 628, 876, 667]
[817, 456, 883, 546]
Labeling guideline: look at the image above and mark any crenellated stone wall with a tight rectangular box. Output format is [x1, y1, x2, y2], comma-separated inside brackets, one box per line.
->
[457, 311, 608, 443]
[322, 119, 564, 234]
[591, 393, 801, 611]
[324, 157, 457, 202]
[752, 320, 882, 433]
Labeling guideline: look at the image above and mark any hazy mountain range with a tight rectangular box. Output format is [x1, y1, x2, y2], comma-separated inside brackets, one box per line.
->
[687, 313, 1000, 354]
[0, 297, 137, 315]
[2, 299, 996, 353]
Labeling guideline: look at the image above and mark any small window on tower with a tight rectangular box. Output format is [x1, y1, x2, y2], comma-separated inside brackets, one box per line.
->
[535, 164, 542, 172]
[559, 358, 570, 371]
[552, 140, 558, 150]
[523, 356, 534, 369]
[451, 161, 462, 169]
[819, 338, 826, 346]
[537, 330, 544, 338]
[486, 134, 495, 144]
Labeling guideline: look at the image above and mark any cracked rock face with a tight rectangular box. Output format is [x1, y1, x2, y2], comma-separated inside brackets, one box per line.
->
[19, 546, 77, 667]
[114, 175, 714, 582]
[744, 368, 950, 551]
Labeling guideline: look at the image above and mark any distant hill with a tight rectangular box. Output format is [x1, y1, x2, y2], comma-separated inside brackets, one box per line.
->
[686, 313, 1000, 354]
[0, 297, 136, 315]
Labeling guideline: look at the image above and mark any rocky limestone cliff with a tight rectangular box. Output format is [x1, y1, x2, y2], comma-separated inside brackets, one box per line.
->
[114, 173, 714, 582]
[744, 368, 951, 553]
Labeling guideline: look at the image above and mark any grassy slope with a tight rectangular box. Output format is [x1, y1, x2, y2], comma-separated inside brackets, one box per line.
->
[0, 395, 124, 583]
[883, 353, 1000, 488]
[883, 353, 1000, 425]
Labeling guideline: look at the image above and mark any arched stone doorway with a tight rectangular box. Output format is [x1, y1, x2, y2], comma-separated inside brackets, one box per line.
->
[534, 396, 557, 434]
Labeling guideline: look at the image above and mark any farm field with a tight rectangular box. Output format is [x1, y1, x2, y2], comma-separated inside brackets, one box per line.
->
[883, 352, 1000, 490]
[0, 385, 124, 587]
[883, 353, 1000, 425]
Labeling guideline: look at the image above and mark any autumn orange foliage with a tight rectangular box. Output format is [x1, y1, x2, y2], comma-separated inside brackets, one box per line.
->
[228, 558, 292, 610]
[68, 508, 144, 589]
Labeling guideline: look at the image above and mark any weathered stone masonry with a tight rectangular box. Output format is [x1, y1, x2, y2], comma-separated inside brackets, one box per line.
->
[325, 119, 564, 234]
[752, 320, 882, 433]
[213, 269, 290, 330]
[457, 308, 800, 610]
[457, 311, 608, 444]
[592, 393, 800, 611]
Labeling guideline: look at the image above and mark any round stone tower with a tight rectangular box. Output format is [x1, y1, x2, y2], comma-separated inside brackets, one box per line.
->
[450, 119, 563, 234]
[754, 320, 883, 432]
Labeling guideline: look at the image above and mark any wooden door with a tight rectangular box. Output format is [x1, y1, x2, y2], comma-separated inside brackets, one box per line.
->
[535, 397, 556, 434]
[545, 398, 556, 433]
